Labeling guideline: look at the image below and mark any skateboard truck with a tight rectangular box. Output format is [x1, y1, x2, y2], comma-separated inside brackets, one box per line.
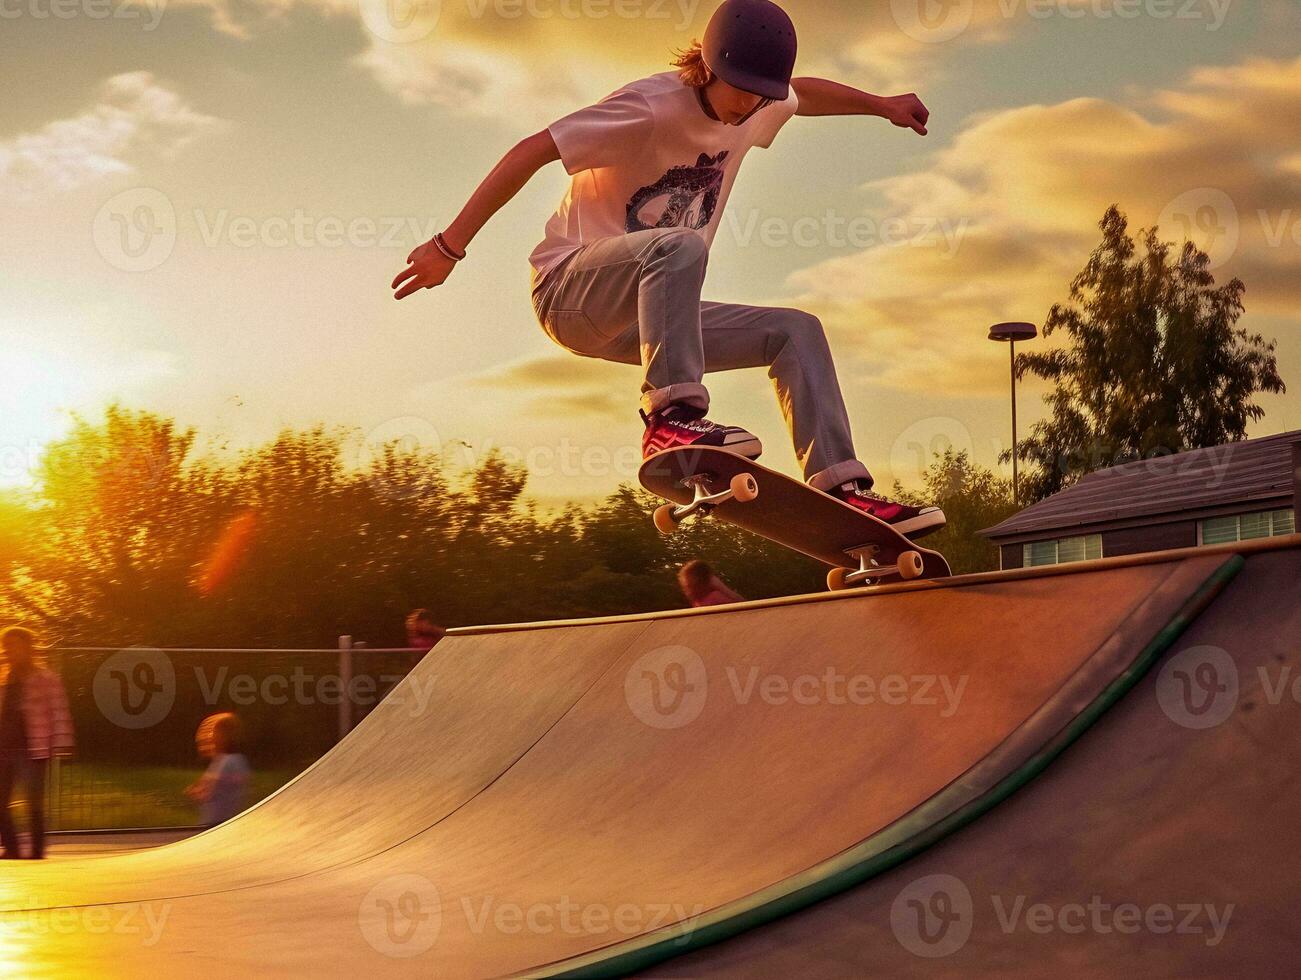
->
[826, 545, 926, 591]
[654, 471, 759, 534]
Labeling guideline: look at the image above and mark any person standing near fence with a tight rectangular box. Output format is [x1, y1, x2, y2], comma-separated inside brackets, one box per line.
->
[0, 626, 75, 859]
[405, 608, 446, 650]
[185, 712, 252, 829]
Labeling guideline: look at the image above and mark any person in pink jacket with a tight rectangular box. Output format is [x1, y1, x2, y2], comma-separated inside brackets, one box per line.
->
[0, 626, 75, 859]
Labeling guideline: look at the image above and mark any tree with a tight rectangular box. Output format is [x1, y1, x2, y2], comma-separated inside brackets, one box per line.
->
[892, 449, 1016, 574]
[1012, 205, 1285, 500]
[6, 406, 235, 643]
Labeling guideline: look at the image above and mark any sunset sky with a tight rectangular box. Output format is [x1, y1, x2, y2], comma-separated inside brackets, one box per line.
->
[2, 0, 1299, 505]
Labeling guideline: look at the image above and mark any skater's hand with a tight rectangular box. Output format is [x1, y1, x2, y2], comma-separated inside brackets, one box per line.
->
[881, 93, 929, 136]
[392, 238, 457, 300]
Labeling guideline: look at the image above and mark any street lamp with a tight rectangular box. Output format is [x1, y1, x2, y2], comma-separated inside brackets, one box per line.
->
[988, 322, 1038, 504]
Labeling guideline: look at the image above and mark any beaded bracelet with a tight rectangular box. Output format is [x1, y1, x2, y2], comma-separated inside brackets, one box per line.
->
[433, 232, 466, 261]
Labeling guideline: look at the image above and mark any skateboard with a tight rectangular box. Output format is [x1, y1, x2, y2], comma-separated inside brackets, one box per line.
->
[638, 446, 952, 590]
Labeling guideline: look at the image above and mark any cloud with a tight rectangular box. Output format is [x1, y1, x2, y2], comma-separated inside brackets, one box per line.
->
[782, 55, 1301, 398]
[0, 72, 226, 201]
[467, 354, 639, 421]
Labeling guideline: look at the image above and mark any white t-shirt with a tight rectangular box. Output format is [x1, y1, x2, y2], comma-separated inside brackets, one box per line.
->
[529, 72, 799, 278]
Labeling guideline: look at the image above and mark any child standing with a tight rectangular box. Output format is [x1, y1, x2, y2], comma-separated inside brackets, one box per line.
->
[185, 712, 251, 829]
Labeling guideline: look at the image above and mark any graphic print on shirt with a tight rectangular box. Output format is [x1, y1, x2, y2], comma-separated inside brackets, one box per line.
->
[625, 150, 729, 233]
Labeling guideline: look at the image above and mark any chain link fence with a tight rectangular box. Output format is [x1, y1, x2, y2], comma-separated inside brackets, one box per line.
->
[37, 640, 427, 833]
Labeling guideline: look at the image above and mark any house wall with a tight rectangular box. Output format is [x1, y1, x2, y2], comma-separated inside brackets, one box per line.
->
[1102, 520, 1199, 557]
[997, 519, 1198, 569]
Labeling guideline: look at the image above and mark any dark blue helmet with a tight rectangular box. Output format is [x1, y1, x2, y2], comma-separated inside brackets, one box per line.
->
[702, 0, 798, 101]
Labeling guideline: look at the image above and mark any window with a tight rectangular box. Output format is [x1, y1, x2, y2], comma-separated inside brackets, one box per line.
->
[1199, 509, 1295, 545]
[1022, 534, 1103, 567]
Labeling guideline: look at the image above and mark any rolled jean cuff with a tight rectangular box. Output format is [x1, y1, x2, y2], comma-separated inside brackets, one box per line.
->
[641, 383, 710, 416]
[807, 459, 872, 492]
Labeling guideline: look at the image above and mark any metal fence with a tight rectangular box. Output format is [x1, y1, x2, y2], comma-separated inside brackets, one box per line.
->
[36, 639, 427, 833]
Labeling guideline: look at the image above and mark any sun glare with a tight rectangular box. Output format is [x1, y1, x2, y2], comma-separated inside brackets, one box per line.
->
[0, 347, 88, 490]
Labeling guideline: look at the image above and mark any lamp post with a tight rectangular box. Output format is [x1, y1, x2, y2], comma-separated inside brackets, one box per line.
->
[988, 322, 1038, 504]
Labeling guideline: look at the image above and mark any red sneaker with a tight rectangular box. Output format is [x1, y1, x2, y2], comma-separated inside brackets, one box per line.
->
[641, 406, 763, 460]
[829, 480, 946, 540]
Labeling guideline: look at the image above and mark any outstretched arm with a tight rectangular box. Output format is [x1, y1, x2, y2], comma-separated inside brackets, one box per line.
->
[790, 77, 929, 136]
[392, 129, 561, 300]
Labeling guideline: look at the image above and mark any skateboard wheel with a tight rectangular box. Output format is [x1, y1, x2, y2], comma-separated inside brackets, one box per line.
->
[653, 503, 680, 535]
[730, 472, 759, 503]
[898, 551, 925, 580]
[826, 567, 851, 591]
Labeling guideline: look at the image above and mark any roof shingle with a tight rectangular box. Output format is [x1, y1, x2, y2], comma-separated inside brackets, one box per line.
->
[981, 429, 1300, 539]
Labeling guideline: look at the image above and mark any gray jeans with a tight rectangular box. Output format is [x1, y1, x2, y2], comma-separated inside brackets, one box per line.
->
[530, 228, 871, 490]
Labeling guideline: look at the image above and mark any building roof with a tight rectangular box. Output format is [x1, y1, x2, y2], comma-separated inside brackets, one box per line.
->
[981, 429, 1300, 540]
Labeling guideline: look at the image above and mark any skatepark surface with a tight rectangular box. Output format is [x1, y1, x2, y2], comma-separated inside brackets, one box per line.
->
[2, 536, 1297, 977]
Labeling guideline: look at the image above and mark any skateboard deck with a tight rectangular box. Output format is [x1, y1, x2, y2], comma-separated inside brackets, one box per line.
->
[639, 446, 952, 589]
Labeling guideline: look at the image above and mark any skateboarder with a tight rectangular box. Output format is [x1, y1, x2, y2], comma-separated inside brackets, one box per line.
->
[392, 0, 945, 539]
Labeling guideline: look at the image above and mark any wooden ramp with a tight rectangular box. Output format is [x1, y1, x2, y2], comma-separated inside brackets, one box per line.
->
[3, 539, 1295, 978]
